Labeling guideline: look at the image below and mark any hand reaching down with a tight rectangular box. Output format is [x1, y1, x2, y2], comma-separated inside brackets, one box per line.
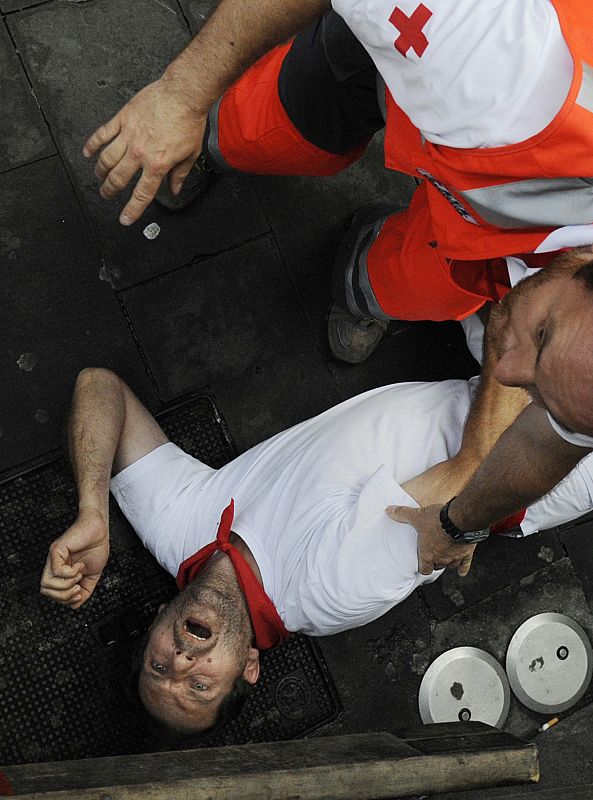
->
[40, 508, 110, 609]
[386, 504, 476, 577]
[83, 76, 206, 226]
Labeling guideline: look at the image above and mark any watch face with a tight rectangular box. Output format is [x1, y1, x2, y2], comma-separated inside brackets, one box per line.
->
[461, 529, 490, 543]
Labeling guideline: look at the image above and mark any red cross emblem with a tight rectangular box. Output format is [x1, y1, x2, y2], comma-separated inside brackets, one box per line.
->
[389, 3, 432, 58]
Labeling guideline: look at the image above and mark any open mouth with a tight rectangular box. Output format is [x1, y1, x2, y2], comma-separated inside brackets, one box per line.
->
[184, 619, 212, 640]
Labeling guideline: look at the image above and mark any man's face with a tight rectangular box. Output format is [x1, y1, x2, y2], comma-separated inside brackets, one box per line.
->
[138, 575, 259, 733]
[493, 249, 593, 436]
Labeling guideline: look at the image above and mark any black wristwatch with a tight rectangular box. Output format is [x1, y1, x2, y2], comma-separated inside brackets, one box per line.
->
[439, 497, 490, 544]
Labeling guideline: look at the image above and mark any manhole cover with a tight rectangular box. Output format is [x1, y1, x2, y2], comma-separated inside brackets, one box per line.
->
[419, 647, 510, 727]
[506, 612, 593, 713]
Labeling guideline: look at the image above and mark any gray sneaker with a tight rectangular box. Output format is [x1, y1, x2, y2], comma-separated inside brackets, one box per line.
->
[155, 154, 217, 211]
[327, 302, 389, 364]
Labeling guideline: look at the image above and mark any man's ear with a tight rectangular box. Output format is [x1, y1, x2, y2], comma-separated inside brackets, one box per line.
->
[242, 647, 260, 685]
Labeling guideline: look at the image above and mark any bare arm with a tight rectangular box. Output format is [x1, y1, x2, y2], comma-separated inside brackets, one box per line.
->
[392, 403, 589, 574]
[402, 306, 529, 508]
[397, 305, 529, 576]
[446, 403, 589, 529]
[40, 369, 167, 608]
[84, 0, 331, 226]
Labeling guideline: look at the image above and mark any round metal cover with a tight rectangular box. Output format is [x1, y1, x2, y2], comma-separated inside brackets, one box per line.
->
[506, 613, 593, 713]
[419, 647, 510, 727]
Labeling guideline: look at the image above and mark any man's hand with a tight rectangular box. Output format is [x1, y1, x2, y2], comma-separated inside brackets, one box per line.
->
[83, 76, 206, 226]
[386, 504, 476, 577]
[40, 507, 110, 609]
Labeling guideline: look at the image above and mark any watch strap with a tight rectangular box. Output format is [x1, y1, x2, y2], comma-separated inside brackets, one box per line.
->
[439, 496, 465, 541]
[439, 497, 490, 543]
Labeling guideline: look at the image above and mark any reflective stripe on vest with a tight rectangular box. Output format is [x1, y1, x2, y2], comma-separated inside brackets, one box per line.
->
[456, 62, 593, 230]
[461, 177, 593, 230]
[576, 62, 593, 113]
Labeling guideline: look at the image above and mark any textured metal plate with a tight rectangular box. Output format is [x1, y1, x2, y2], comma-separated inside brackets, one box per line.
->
[0, 395, 340, 765]
[506, 612, 593, 713]
[419, 647, 510, 727]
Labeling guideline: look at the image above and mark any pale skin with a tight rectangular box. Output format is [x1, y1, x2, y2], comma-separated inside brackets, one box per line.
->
[83, 0, 331, 226]
[39, 368, 260, 731]
[390, 250, 593, 573]
[39, 369, 169, 608]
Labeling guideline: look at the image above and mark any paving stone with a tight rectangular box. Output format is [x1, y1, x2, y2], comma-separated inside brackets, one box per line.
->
[250, 137, 477, 396]
[427, 558, 593, 739]
[317, 593, 434, 735]
[0, 156, 155, 474]
[119, 236, 342, 451]
[530, 699, 593, 790]
[8, 0, 269, 287]
[0, 22, 54, 171]
[178, 0, 217, 34]
[0, 0, 38, 13]
[251, 136, 414, 347]
[558, 516, 593, 613]
[420, 529, 566, 621]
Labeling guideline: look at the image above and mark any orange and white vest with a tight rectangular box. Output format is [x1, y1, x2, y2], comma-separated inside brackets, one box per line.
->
[382, 0, 593, 259]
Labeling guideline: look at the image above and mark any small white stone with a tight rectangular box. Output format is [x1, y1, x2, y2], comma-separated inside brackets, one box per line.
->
[143, 222, 161, 240]
[17, 353, 38, 372]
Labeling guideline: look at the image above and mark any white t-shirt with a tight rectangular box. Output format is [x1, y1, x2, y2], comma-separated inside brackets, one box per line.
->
[331, 0, 573, 148]
[111, 380, 473, 636]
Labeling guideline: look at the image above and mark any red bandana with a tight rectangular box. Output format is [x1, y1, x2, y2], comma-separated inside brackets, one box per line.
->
[176, 499, 290, 650]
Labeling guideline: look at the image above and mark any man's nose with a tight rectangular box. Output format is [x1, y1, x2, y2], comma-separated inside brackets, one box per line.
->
[494, 346, 536, 388]
[172, 649, 196, 674]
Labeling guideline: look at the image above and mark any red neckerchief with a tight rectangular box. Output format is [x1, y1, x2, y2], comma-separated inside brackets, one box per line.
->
[176, 499, 289, 650]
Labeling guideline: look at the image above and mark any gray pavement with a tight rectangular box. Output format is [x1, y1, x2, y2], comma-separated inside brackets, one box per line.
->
[2, 0, 593, 794]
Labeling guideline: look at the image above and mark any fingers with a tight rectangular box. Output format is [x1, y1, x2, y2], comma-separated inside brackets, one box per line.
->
[49, 540, 82, 577]
[42, 546, 88, 607]
[40, 583, 84, 606]
[386, 504, 415, 524]
[40, 557, 85, 607]
[169, 156, 197, 196]
[440, 548, 475, 576]
[83, 116, 122, 158]
[118, 168, 164, 225]
[94, 137, 129, 183]
[456, 551, 475, 577]
[98, 153, 139, 201]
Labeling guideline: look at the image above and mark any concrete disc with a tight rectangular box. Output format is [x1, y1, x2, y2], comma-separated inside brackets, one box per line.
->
[419, 647, 510, 727]
[506, 612, 593, 713]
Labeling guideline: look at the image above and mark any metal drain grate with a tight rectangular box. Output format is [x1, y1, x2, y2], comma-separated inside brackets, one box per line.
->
[0, 395, 340, 765]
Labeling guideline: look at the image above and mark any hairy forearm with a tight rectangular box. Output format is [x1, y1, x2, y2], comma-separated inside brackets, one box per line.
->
[457, 306, 529, 470]
[401, 309, 529, 509]
[68, 369, 125, 523]
[163, 0, 331, 110]
[449, 403, 590, 531]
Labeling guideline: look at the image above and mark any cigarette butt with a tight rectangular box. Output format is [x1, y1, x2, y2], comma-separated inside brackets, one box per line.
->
[539, 717, 559, 732]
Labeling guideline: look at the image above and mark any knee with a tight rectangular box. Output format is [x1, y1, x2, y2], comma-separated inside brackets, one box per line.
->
[75, 367, 120, 390]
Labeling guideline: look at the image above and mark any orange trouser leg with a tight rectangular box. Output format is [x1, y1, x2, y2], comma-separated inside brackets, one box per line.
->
[206, 43, 368, 176]
[365, 185, 492, 322]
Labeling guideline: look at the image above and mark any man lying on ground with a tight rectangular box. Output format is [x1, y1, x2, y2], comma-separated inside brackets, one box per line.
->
[39, 327, 593, 734]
